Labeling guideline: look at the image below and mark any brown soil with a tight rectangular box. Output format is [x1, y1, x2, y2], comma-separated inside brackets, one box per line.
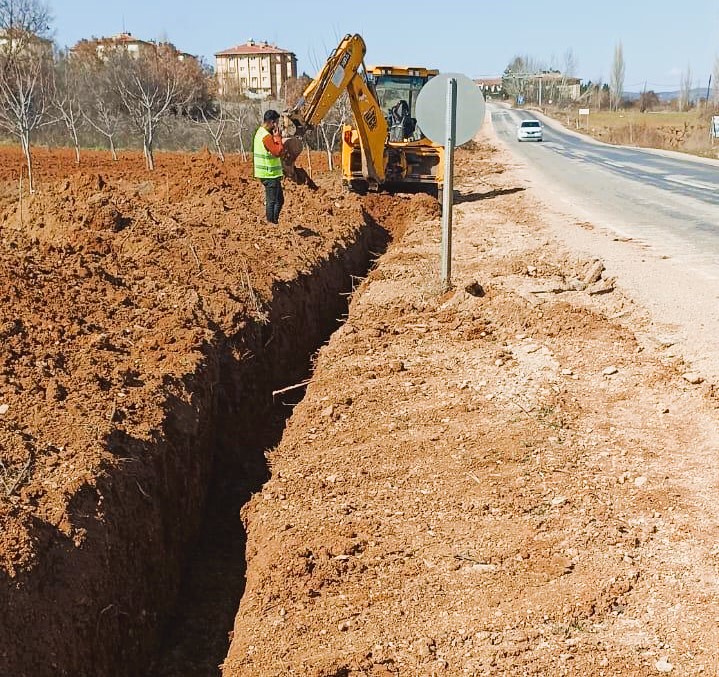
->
[3, 135, 719, 677]
[221, 140, 719, 676]
[0, 145, 408, 676]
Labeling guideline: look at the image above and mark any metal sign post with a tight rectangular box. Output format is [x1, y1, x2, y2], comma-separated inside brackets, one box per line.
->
[415, 72, 485, 292]
[441, 78, 457, 289]
[579, 107, 590, 131]
[711, 116, 719, 145]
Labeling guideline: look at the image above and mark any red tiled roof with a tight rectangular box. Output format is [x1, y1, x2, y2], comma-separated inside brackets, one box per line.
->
[215, 41, 294, 57]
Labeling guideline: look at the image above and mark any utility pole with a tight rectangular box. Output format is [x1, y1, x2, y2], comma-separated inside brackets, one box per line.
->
[706, 74, 712, 107]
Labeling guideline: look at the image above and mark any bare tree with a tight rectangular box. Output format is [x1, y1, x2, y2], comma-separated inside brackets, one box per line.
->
[502, 54, 545, 103]
[78, 56, 125, 160]
[316, 93, 350, 170]
[108, 44, 206, 170]
[52, 52, 84, 164]
[639, 89, 660, 112]
[609, 41, 625, 111]
[558, 47, 578, 105]
[0, 0, 51, 51]
[0, 0, 53, 192]
[193, 103, 227, 161]
[228, 100, 261, 161]
[678, 63, 693, 111]
[282, 75, 311, 109]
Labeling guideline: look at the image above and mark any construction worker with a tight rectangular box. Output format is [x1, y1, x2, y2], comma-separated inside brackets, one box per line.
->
[253, 109, 285, 224]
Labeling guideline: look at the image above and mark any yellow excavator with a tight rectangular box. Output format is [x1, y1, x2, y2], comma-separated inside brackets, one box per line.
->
[282, 33, 444, 195]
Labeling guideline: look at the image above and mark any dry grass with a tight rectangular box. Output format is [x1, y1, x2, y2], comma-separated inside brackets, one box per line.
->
[547, 107, 719, 158]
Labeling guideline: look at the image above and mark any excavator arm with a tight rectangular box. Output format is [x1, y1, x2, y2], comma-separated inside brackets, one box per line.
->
[285, 34, 387, 184]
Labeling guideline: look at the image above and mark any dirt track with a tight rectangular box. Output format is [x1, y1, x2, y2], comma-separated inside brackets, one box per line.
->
[2, 137, 719, 676]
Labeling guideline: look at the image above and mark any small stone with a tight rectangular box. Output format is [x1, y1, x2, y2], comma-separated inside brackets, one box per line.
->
[470, 563, 497, 572]
[603, 366, 618, 376]
[634, 475, 648, 488]
[655, 657, 673, 673]
[527, 266, 537, 276]
[583, 259, 605, 284]
[561, 369, 574, 376]
[321, 405, 335, 418]
[682, 372, 703, 385]
[0, 403, 8, 415]
[495, 359, 504, 367]
[338, 620, 351, 632]
[388, 359, 405, 373]
[414, 637, 436, 657]
[551, 495, 568, 506]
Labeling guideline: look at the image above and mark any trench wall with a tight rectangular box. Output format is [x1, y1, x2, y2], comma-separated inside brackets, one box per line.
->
[0, 214, 386, 677]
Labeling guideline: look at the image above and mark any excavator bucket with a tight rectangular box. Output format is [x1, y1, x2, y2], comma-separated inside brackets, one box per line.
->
[281, 136, 317, 188]
[281, 136, 304, 180]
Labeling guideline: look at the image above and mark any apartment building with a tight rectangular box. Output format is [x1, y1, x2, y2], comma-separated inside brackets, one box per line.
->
[0, 28, 53, 56]
[71, 32, 197, 65]
[215, 39, 297, 99]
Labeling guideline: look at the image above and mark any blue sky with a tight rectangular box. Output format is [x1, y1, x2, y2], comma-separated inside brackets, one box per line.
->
[49, 0, 719, 92]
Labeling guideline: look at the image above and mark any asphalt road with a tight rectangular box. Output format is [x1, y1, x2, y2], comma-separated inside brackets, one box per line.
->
[489, 104, 719, 277]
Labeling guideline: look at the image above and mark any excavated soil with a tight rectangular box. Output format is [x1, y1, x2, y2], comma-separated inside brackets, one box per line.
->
[3, 134, 719, 677]
[221, 139, 719, 676]
[0, 146, 437, 676]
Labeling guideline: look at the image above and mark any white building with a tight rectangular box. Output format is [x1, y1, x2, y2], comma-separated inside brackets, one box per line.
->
[215, 39, 297, 99]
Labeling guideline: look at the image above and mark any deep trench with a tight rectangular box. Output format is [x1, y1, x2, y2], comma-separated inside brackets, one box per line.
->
[147, 208, 390, 676]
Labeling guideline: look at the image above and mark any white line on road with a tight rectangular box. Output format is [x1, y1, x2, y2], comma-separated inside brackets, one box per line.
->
[664, 174, 719, 191]
[620, 162, 664, 175]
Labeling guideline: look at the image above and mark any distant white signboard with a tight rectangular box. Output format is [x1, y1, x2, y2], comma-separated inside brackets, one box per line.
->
[712, 116, 719, 138]
[578, 108, 590, 115]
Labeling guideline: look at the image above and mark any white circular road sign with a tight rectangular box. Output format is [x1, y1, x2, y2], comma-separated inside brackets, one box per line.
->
[416, 72, 485, 147]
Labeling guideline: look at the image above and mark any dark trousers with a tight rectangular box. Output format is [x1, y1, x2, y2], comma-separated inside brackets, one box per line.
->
[261, 177, 284, 224]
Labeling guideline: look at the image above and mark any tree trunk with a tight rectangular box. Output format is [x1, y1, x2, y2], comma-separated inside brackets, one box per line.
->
[21, 130, 34, 194]
[214, 138, 225, 163]
[144, 130, 155, 171]
[72, 128, 80, 165]
[109, 136, 118, 161]
[144, 139, 155, 171]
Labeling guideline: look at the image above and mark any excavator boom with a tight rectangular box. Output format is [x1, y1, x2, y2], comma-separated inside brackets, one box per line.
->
[286, 34, 387, 184]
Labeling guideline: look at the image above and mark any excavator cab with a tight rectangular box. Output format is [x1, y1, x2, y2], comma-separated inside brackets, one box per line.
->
[369, 70, 427, 142]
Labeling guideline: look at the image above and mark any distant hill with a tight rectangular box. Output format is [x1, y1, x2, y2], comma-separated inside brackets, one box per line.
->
[623, 87, 706, 103]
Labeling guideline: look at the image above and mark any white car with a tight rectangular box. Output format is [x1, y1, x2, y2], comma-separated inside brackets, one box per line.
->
[517, 119, 543, 142]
